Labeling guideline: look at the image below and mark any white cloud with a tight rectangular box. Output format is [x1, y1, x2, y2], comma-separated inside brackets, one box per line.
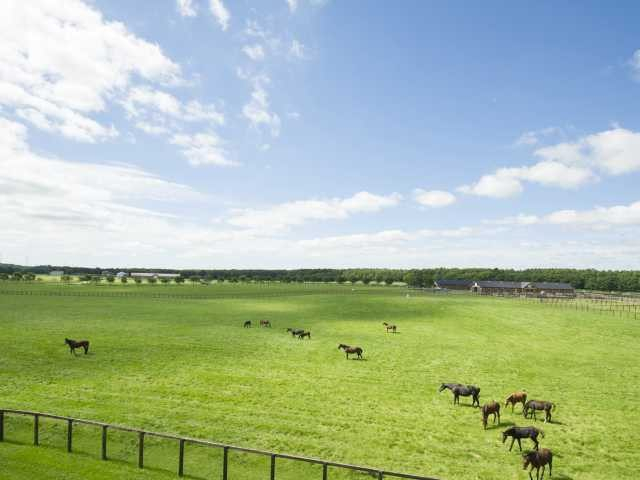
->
[534, 127, 640, 176]
[227, 191, 402, 232]
[458, 170, 524, 198]
[243, 44, 266, 61]
[289, 40, 306, 59]
[242, 75, 281, 137]
[170, 132, 237, 167]
[209, 0, 230, 31]
[177, 0, 197, 17]
[287, 0, 298, 12]
[413, 189, 456, 207]
[0, 0, 181, 142]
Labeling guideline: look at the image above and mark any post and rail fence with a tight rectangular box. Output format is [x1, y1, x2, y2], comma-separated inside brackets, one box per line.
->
[0, 409, 439, 480]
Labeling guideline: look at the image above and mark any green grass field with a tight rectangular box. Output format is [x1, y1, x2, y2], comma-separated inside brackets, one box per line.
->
[0, 283, 638, 479]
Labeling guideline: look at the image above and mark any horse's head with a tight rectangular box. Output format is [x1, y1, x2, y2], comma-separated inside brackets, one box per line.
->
[502, 428, 513, 443]
[438, 383, 446, 392]
[64, 338, 70, 345]
[522, 451, 535, 469]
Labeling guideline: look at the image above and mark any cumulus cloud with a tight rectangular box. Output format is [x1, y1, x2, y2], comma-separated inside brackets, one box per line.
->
[289, 40, 306, 59]
[0, 0, 181, 142]
[413, 189, 456, 207]
[209, 0, 230, 31]
[241, 74, 281, 137]
[227, 191, 402, 232]
[170, 132, 237, 167]
[514, 127, 561, 146]
[176, 0, 197, 17]
[243, 44, 266, 61]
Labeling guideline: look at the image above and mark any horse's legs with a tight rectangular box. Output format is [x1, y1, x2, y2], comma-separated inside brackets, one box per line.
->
[517, 438, 522, 451]
[541, 464, 546, 480]
[509, 437, 515, 451]
[533, 436, 539, 450]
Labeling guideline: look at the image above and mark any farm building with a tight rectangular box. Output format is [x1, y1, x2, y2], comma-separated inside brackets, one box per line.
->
[434, 279, 576, 296]
[49, 270, 64, 276]
[434, 279, 474, 290]
[130, 272, 180, 280]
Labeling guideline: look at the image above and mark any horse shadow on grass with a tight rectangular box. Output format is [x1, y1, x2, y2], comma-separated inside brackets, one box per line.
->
[485, 420, 515, 430]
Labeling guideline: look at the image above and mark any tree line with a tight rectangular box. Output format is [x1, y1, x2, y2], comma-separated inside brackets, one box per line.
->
[2, 264, 640, 292]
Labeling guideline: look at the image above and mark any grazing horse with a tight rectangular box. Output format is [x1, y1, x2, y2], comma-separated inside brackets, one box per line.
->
[65, 338, 89, 355]
[502, 426, 544, 451]
[259, 319, 271, 327]
[524, 400, 555, 423]
[452, 385, 481, 407]
[438, 382, 463, 393]
[481, 401, 501, 429]
[286, 328, 304, 337]
[243, 320, 252, 328]
[338, 344, 363, 360]
[297, 331, 311, 339]
[523, 448, 553, 480]
[382, 322, 397, 333]
[505, 391, 528, 412]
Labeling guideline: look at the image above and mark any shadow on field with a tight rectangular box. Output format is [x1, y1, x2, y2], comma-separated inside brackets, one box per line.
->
[486, 420, 514, 430]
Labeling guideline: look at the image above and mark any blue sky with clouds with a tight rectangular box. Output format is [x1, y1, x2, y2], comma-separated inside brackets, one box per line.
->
[2, 0, 640, 269]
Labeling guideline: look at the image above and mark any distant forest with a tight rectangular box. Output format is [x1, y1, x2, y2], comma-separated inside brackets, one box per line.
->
[2, 263, 640, 292]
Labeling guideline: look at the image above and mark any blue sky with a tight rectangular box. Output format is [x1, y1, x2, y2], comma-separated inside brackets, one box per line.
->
[2, 0, 640, 269]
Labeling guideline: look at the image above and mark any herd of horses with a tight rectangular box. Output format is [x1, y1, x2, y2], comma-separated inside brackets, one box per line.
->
[64, 318, 556, 479]
[439, 383, 555, 479]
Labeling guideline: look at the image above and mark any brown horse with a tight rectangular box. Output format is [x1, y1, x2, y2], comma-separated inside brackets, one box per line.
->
[338, 344, 363, 359]
[452, 385, 480, 407]
[382, 322, 397, 333]
[523, 448, 553, 480]
[259, 319, 271, 327]
[505, 391, 527, 412]
[297, 331, 311, 339]
[524, 400, 555, 423]
[243, 320, 251, 328]
[481, 401, 501, 429]
[502, 426, 544, 451]
[65, 338, 89, 355]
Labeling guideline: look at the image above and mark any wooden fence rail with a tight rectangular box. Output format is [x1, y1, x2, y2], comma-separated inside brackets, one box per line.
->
[0, 409, 438, 480]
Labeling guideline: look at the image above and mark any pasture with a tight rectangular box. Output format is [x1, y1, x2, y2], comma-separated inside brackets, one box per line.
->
[0, 283, 638, 479]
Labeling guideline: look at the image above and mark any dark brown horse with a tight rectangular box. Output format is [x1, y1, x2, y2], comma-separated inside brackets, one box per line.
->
[297, 331, 311, 339]
[523, 448, 553, 480]
[481, 401, 501, 429]
[382, 322, 397, 333]
[65, 338, 89, 355]
[338, 344, 363, 359]
[505, 391, 527, 412]
[287, 328, 304, 336]
[502, 426, 544, 451]
[452, 385, 480, 407]
[259, 319, 271, 327]
[243, 320, 251, 328]
[524, 400, 555, 423]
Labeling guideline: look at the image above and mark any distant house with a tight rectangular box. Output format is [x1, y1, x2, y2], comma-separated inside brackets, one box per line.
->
[49, 270, 64, 276]
[472, 281, 531, 295]
[434, 279, 474, 290]
[116, 272, 128, 279]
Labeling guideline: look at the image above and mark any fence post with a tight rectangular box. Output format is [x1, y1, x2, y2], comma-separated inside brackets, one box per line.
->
[322, 463, 328, 480]
[138, 432, 144, 468]
[222, 446, 229, 480]
[33, 414, 39, 446]
[178, 439, 185, 477]
[101, 426, 108, 460]
[270, 454, 276, 480]
[0, 411, 3, 442]
[378, 471, 384, 480]
[67, 420, 73, 452]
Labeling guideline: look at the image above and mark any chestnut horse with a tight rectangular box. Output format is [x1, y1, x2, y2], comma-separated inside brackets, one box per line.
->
[523, 448, 553, 480]
[481, 401, 501, 429]
[382, 322, 397, 333]
[65, 338, 89, 355]
[260, 320, 271, 327]
[524, 400, 555, 423]
[338, 344, 363, 359]
[505, 391, 527, 412]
